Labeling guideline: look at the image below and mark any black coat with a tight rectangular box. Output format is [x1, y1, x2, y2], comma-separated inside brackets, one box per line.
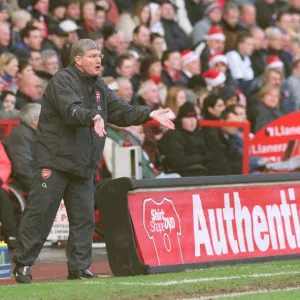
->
[159, 127, 209, 171]
[16, 91, 40, 110]
[34, 65, 152, 178]
[3, 123, 36, 192]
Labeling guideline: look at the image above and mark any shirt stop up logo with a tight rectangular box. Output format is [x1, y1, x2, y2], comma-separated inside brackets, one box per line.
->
[143, 198, 184, 266]
[41, 169, 51, 180]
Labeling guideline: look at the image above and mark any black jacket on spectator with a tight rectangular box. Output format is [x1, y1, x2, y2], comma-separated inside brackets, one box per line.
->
[16, 90, 39, 110]
[254, 102, 283, 133]
[159, 127, 209, 175]
[161, 18, 192, 52]
[102, 46, 118, 77]
[251, 50, 267, 77]
[200, 45, 213, 73]
[128, 42, 151, 60]
[3, 123, 35, 192]
[184, 0, 205, 26]
[202, 114, 242, 175]
[34, 65, 152, 178]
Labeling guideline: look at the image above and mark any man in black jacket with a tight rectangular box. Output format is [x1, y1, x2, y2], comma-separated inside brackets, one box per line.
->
[12, 38, 174, 284]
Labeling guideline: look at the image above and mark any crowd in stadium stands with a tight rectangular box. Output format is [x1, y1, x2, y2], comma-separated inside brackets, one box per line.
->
[0, 0, 300, 211]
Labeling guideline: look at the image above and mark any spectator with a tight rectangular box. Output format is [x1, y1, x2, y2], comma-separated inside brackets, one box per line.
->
[239, 4, 256, 31]
[250, 27, 267, 77]
[276, 11, 293, 35]
[3, 103, 41, 192]
[59, 19, 80, 67]
[31, 0, 51, 37]
[136, 80, 161, 109]
[287, 59, 300, 109]
[29, 50, 44, 72]
[192, 2, 222, 46]
[11, 9, 32, 46]
[41, 49, 59, 75]
[164, 86, 187, 119]
[115, 77, 134, 103]
[159, 101, 209, 176]
[16, 74, 42, 109]
[195, 26, 225, 73]
[265, 27, 293, 77]
[140, 55, 167, 103]
[0, 91, 20, 119]
[0, 2, 8, 22]
[102, 27, 120, 76]
[79, 0, 96, 36]
[161, 50, 181, 87]
[202, 93, 226, 121]
[0, 53, 19, 93]
[149, 33, 166, 59]
[254, 84, 283, 133]
[115, 54, 137, 90]
[13, 25, 43, 59]
[16, 60, 34, 82]
[221, 3, 243, 52]
[178, 50, 201, 86]
[0, 142, 17, 249]
[94, 6, 108, 33]
[219, 86, 239, 107]
[0, 22, 11, 54]
[48, 0, 67, 25]
[160, 0, 191, 51]
[65, 0, 81, 23]
[202, 68, 226, 93]
[226, 32, 255, 93]
[128, 25, 151, 60]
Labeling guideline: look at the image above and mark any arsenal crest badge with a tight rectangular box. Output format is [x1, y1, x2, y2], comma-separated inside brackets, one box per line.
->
[95, 91, 100, 102]
[42, 169, 51, 180]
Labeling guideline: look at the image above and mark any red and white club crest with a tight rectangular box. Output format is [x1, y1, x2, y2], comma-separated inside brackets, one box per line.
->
[95, 91, 100, 102]
[41, 169, 51, 180]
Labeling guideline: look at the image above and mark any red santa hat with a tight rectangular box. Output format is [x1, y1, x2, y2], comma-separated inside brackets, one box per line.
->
[202, 68, 226, 89]
[208, 52, 228, 68]
[181, 49, 198, 66]
[266, 55, 284, 69]
[204, 26, 225, 41]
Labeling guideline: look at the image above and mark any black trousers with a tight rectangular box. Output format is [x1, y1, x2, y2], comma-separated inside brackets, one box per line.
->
[13, 169, 95, 272]
[0, 188, 17, 239]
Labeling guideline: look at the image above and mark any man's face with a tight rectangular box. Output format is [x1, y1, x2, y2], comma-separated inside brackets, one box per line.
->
[22, 76, 43, 101]
[95, 11, 106, 29]
[268, 34, 283, 50]
[214, 62, 227, 73]
[0, 24, 10, 47]
[116, 59, 134, 79]
[25, 30, 43, 50]
[67, 31, 79, 44]
[66, 3, 81, 21]
[207, 39, 224, 52]
[222, 113, 239, 135]
[30, 51, 43, 71]
[143, 82, 160, 106]
[252, 29, 266, 50]
[165, 52, 181, 71]
[209, 8, 222, 23]
[224, 8, 240, 28]
[106, 33, 119, 49]
[235, 106, 247, 122]
[239, 37, 254, 56]
[82, 2, 96, 22]
[268, 71, 282, 86]
[151, 37, 165, 56]
[185, 59, 201, 75]
[135, 26, 150, 47]
[181, 117, 197, 133]
[278, 13, 292, 33]
[75, 48, 103, 77]
[241, 5, 256, 27]
[44, 55, 59, 75]
[35, 0, 49, 15]
[3, 94, 16, 111]
[0, 9, 9, 22]
[161, 3, 175, 20]
[118, 80, 133, 103]
[49, 34, 66, 49]
[208, 99, 225, 118]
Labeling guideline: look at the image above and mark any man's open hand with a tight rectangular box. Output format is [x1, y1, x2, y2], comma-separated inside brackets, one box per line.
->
[93, 115, 106, 137]
[150, 109, 175, 130]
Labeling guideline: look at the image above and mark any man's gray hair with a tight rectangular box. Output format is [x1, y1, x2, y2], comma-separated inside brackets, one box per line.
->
[20, 103, 41, 127]
[137, 80, 155, 96]
[70, 39, 100, 64]
[41, 49, 58, 63]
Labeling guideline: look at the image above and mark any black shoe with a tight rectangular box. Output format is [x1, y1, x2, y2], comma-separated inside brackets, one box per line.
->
[68, 269, 94, 280]
[13, 265, 32, 284]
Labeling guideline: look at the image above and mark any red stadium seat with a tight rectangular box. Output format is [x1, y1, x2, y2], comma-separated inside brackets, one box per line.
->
[0, 119, 20, 140]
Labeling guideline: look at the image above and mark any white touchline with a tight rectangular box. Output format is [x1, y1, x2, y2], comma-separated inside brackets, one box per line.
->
[183, 286, 300, 300]
[83, 270, 300, 286]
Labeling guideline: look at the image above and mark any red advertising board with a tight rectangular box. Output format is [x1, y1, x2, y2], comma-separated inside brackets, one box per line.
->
[249, 111, 300, 162]
[128, 184, 300, 267]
